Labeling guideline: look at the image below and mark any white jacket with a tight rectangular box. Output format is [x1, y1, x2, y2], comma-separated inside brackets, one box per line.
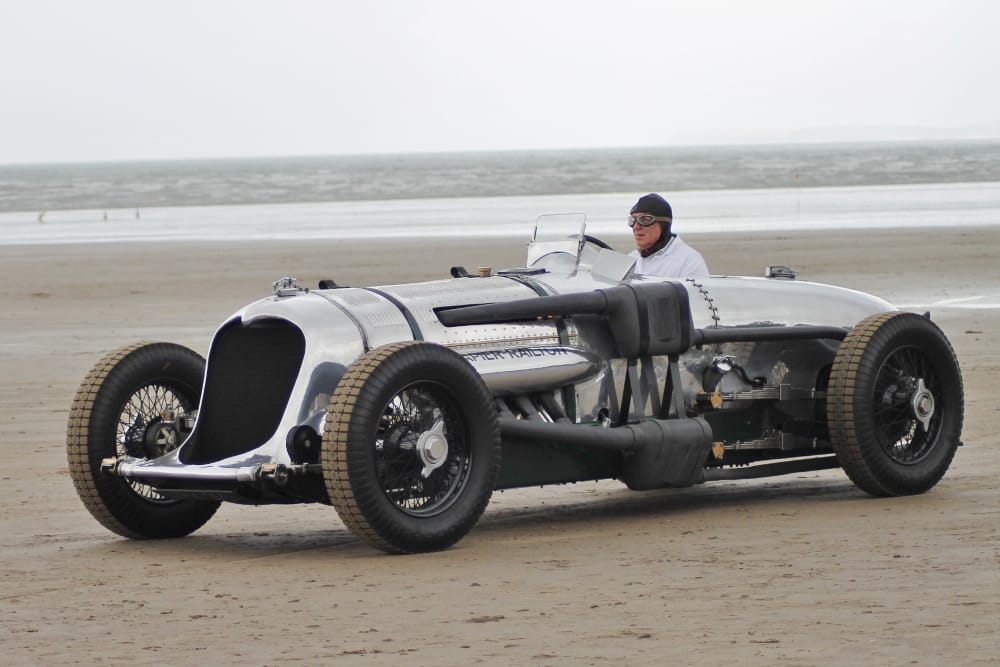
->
[628, 235, 709, 279]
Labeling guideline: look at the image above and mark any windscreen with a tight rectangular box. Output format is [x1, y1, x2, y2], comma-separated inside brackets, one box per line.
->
[526, 213, 587, 270]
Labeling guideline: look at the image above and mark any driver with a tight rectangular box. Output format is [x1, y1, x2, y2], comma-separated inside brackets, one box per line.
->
[628, 193, 709, 279]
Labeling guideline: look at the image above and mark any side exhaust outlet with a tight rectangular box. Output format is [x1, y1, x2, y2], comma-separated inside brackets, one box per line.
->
[500, 417, 713, 490]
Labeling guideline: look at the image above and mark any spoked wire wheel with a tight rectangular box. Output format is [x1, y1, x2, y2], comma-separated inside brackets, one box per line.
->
[67, 342, 220, 538]
[869, 347, 939, 465]
[118, 383, 194, 501]
[323, 341, 501, 553]
[828, 312, 964, 496]
[373, 383, 472, 516]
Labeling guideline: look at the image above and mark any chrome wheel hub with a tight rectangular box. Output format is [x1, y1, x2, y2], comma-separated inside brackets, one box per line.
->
[417, 419, 449, 478]
[910, 378, 935, 431]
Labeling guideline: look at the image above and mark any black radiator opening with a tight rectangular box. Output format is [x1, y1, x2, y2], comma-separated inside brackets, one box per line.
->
[182, 319, 305, 464]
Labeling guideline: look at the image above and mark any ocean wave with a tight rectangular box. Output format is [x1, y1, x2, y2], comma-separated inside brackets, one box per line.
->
[3, 141, 1000, 214]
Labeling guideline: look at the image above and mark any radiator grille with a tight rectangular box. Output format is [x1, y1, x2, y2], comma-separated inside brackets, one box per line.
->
[183, 320, 305, 464]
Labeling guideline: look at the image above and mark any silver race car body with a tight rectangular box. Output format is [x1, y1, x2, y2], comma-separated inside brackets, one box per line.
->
[68, 216, 963, 552]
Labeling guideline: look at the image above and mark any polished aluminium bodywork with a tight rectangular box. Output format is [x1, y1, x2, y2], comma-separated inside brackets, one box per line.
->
[105, 220, 894, 503]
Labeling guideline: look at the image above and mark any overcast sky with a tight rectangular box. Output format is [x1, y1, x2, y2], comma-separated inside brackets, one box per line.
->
[2, 0, 998, 164]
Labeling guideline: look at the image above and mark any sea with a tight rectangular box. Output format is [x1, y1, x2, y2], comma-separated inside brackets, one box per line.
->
[1, 141, 999, 245]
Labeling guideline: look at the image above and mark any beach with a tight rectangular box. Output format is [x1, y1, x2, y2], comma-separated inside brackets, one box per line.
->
[2, 227, 999, 665]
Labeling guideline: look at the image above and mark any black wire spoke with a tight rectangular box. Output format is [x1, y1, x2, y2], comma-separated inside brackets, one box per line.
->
[405, 386, 440, 431]
[884, 421, 917, 449]
[881, 356, 904, 383]
[872, 401, 908, 420]
[917, 352, 939, 392]
[873, 347, 939, 464]
[376, 394, 426, 510]
[898, 348, 921, 381]
[874, 411, 909, 434]
[113, 383, 191, 502]
[373, 383, 470, 516]
[381, 451, 427, 510]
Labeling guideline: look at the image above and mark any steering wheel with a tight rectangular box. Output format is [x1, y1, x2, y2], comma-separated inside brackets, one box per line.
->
[582, 234, 613, 250]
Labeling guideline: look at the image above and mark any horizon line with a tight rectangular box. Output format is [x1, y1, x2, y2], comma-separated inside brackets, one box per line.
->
[4, 135, 1000, 169]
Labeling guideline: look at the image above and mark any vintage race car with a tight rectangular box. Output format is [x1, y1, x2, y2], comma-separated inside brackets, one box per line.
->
[67, 215, 964, 553]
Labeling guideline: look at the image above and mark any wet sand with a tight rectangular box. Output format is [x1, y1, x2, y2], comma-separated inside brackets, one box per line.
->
[2, 227, 999, 665]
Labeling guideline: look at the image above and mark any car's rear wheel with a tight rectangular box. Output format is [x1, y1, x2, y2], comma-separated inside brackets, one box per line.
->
[827, 312, 963, 496]
[322, 341, 501, 553]
[66, 342, 220, 538]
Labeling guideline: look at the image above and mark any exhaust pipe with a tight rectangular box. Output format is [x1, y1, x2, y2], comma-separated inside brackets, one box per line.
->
[500, 416, 713, 489]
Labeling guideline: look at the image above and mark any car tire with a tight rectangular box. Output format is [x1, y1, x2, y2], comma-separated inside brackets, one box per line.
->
[66, 341, 221, 538]
[322, 341, 501, 553]
[827, 312, 964, 496]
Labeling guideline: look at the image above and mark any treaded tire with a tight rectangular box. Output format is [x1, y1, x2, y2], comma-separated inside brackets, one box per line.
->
[828, 312, 963, 496]
[66, 342, 221, 538]
[322, 341, 501, 554]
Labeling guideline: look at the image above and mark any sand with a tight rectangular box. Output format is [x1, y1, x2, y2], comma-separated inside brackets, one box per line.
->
[2, 227, 999, 665]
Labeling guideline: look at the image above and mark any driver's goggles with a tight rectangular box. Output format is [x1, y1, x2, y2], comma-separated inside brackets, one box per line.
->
[628, 214, 671, 228]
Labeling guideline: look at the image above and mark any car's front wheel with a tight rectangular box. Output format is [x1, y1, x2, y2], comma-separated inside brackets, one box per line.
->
[66, 342, 221, 538]
[322, 341, 501, 553]
[827, 312, 964, 496]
